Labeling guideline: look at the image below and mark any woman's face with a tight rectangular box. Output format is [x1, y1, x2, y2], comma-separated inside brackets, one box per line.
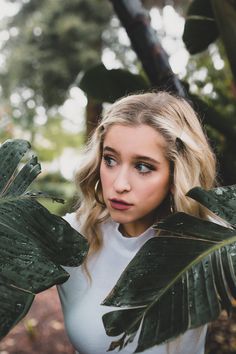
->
[100, 124, 171, 236]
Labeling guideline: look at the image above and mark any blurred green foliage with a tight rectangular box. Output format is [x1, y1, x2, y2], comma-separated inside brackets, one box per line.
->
[0, 0, 113, 107]
[184, 42, 236, 183]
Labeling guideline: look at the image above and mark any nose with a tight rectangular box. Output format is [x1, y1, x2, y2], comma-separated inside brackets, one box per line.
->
[113, 167, 131, 193]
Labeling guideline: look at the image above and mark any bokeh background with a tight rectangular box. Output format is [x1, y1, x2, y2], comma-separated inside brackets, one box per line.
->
[0, 0, 236, 353]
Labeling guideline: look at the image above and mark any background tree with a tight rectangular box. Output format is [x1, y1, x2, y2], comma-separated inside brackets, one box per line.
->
[1, 0, 112, 106]
[80, 0, 236, 184]
[0, 0, 113, 141]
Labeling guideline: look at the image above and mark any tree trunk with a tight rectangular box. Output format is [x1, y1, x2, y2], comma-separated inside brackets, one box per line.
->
[109, 0, 186, 97]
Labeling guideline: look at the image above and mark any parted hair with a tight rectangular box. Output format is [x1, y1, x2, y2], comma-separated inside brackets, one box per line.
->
[75, 91, 216, 256]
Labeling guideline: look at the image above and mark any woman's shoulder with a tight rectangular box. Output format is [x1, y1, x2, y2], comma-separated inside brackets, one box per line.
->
[63, 212, 111, 231]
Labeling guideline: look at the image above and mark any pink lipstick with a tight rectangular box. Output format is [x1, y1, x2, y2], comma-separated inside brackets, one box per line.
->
[109, 198, 133, 211]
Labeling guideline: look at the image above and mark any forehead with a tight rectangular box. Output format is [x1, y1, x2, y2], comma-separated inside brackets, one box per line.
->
[103, 124, 167, 156]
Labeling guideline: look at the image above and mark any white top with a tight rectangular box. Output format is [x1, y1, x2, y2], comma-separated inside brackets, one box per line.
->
[57, 213, 207, 354]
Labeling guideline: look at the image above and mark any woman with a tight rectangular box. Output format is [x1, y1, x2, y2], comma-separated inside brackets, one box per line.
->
[58, 91, 216, 354]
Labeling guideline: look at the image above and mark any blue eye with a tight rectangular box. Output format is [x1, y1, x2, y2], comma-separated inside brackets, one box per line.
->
[103, 155, 116, 167]
[136, 163, 154, 174]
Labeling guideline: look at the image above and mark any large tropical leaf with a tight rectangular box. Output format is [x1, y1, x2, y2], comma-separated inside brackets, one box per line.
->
[187, 185, 236, 227]
[0, 275, 34, 340]
[183, 0, 219, 54]
[79, 63, 149, 103]
[102, 185, 236, 353]
[0, 139, 89, 340]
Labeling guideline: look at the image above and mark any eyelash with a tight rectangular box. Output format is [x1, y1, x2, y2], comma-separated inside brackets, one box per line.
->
[103, 155, 155, 175]
[135, 162, 155, 175]
[103, 155, 116, 168]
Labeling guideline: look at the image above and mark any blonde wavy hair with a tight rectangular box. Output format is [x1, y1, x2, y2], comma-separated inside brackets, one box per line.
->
[75, 91, 216, 257]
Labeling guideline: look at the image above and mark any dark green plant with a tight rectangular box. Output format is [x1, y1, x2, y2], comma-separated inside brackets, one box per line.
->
[0, 139, 89, 340]
[183, 0, 236, 82]
[102, 185, 236, 353]
[182, 0, 219, 54]
[80, 63, 149, 103]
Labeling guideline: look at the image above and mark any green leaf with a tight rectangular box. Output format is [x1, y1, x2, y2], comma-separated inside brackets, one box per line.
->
[0, 140, 32, 195]
[3, 156, 41, 197]
[187, 185, 236, 227]
[0, 139, 89, 340]
[79, 63, 149, 103]
[102, 191, 236, 352]
[0, 275, 34, 341]
[183, 0, 219, 54]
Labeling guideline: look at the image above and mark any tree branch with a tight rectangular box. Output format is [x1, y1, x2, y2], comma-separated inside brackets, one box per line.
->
[109, 0, 186, 96]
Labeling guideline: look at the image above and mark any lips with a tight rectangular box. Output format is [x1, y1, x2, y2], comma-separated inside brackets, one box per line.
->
[109, 198, 133, 211]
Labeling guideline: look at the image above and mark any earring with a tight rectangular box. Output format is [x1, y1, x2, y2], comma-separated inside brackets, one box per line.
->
[170, 193, 175, 214]
[94, 180, 105, 206]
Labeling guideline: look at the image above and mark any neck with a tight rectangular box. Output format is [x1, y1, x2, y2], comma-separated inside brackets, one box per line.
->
[119, 223, 151, 238]
[118, 213, 156, 237]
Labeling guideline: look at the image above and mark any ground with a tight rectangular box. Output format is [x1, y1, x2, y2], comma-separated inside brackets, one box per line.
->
[1, 287, 236, 354]
[0, 287, 74, 354]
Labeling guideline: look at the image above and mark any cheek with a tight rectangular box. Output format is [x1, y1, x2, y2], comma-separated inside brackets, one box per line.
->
[141, 176, 170, 201]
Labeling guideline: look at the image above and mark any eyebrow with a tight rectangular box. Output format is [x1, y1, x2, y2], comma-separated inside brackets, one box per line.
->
[103, 146, 160, 165]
